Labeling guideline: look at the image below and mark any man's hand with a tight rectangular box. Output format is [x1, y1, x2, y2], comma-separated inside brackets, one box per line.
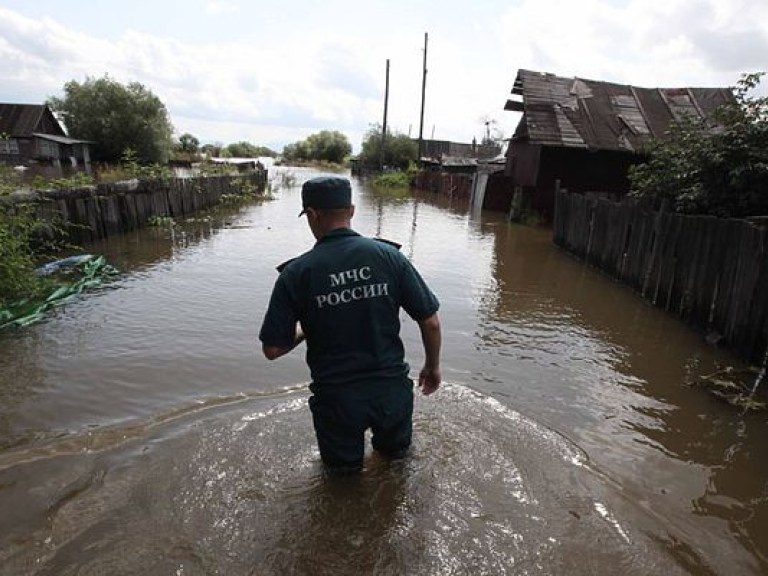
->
[418, 366, 441, 396]
[417, 313, 441, 395]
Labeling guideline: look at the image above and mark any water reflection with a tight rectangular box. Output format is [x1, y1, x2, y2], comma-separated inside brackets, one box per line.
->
[472, 215, 768, 574]
[0, 168, 765, 574]
[0, 385, 692, 575]
[0, 330, 46, 450]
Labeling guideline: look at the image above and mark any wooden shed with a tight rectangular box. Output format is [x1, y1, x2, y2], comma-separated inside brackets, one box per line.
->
[0, 103, 92, 173]
[502, 70, 734, 221]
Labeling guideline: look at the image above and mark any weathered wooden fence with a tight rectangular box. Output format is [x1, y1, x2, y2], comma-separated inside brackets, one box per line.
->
[9, 172, 267, 245]
[553, 191, 768, 364]
[412, 172, 473, 199]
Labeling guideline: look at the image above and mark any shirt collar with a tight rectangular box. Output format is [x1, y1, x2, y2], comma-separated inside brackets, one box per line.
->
[316, 227, 359, 245]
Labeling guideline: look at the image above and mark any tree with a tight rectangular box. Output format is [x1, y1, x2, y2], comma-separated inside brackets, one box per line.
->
[224, 141, 277, 158]
[200, 143, 223, 157]
[48, 75, 174, 164]
[282, 131, 351, 164]
[357, 124, 417, 171]
[629, 73, 768, 217]
[177, 133, 200, 154]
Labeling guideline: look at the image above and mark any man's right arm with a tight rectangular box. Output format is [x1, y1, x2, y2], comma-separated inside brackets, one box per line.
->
[417, 313, 442, 395]
[259, 275, 301, 360]
[262, 324, 305, 360]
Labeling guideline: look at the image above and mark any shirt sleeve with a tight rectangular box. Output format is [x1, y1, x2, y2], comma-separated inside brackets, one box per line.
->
[398, 256, 440, 321]
[259, 274, 299, 347]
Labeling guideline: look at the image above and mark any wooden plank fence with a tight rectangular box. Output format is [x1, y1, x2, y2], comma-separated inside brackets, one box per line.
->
[9, 172, 267, 245]
[553, 191, 768, 365]
[412, 172, 473, 199]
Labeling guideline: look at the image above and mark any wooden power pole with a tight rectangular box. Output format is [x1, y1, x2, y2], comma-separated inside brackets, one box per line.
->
[418, 32, 428, 160]
[380, 59, 390, 172]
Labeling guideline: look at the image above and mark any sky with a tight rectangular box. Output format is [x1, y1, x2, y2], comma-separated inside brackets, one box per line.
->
[1, 0, 766, 154]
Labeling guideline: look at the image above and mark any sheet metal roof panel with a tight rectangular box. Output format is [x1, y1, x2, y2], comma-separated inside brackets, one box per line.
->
[633, 87, 674, 139]
[554, 106, 586, 147]
[0, 104, 45, 136]
[660, 88, 701, 121]
[689, 88, 733, 117]
[525, 105, 566, 146]
[581, 81, 623, 149]
[510, 69, 734, 152]
[32, 133, 92, 145]
[611, 95, 650, 135]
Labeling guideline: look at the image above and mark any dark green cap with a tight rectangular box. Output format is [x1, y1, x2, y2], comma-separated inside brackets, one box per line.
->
[299, 176, 352, 216]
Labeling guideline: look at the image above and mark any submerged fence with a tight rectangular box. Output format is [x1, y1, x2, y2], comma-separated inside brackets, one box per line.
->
[6, 172, 267, 245]
[553, 191, 768, 364]
[412, 172, 473, 199]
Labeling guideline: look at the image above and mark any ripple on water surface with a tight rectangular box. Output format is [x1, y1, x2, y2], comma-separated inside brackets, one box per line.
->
[0, 383, 688, 576]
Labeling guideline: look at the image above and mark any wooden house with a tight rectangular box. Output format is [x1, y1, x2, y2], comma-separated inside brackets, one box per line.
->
[502, 69, 733, 221]
[0, 103, 92, 173]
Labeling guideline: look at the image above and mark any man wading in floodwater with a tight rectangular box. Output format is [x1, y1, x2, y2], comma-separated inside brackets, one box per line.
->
[259, 176, 442, 474]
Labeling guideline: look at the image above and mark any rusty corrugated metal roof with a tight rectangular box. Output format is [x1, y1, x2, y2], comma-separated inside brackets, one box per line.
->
[0, 103, 48, 136]
[505, 69, 734, 152]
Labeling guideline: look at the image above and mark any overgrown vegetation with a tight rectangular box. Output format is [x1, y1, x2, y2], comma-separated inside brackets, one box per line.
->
[0, 205, 44, 309]
[372, 163, 420, 189]
[357, 124, 418, 172]
[48, 75, 174, 165]
[219, 175, 273, 205]
[282, 130, 352, 165]
[96, 149, 174, 183]
[629, 73, 768, 217]
[147, 215, 176, 227]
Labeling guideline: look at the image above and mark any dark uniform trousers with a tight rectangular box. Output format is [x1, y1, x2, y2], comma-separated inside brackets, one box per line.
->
[308, 376, 414, 469]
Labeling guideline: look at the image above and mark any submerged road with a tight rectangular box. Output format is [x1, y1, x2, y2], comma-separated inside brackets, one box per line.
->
[0, 167, 766, 574]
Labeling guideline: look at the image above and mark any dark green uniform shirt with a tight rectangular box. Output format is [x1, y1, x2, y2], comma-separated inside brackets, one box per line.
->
[259, 228, 439, 392]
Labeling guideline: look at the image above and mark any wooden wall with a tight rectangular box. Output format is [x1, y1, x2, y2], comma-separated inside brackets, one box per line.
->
[20, 172, 267, 244]
[412, 172, 473, 199]
[553, 191, 768, 364]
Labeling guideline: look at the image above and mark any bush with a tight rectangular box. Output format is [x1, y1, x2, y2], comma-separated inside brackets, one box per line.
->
[629, 73, 768, 217]
[357, 125, 417, 171]
[0, 205, 43, 308]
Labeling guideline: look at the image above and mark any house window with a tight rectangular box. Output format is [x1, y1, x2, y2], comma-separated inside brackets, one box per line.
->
[0, 138, 20, 154]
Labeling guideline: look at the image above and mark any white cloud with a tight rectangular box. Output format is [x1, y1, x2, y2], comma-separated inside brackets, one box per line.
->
[205, 1, 240, 15]
[0, 1, 765, 151]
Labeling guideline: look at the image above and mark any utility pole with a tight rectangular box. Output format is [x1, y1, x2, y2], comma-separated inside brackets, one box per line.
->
[418, 32, 428, 161]
[380, 59, 390, 172]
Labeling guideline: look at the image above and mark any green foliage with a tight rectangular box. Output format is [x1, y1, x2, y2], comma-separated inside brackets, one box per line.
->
[629, 73, 768, 217]
[200, 143, 222, 157]
[0, 164, 22, 196]
[120, 148, 173, 181]
[0, 205, 40, 308]
[147, 215, 175, 227]
[31, 172, 95, 191]
[357, 124, 418, 171]
[373, 171, 411, 189]
[48, 75, 174, 165]
[94, 149, 173, 183]
[224, 141, 277, 158]
[282, 130, 352, 164]
[177, 133, 200, 154]
[218, 175, 271, 206]
[198, 161, 235, 176]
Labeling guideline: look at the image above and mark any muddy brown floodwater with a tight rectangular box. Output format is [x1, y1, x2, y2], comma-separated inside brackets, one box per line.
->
[1, 167, 767, 575]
